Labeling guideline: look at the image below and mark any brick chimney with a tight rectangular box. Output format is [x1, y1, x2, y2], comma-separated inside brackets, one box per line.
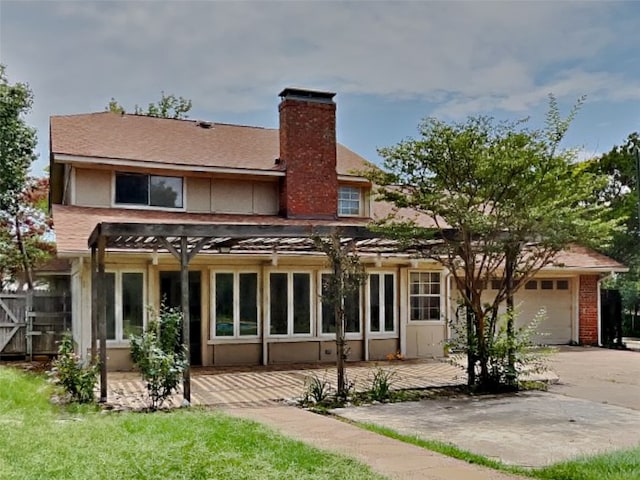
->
[278, 88, 338, 219]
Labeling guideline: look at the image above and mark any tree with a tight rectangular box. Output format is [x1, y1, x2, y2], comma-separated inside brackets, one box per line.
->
[314, 232, 366, 400]
[106, 91, 192, 119]
[0, 177, 55, 290]
[366, 99, 614, 391]
[586, 133, 640, 335]
[0, 65, 37, 213]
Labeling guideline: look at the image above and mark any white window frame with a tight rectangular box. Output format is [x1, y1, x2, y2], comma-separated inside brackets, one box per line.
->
[105, 269, 147, 344]
[317, 271, 363, 339]
[112, 171, 186, 211]
[267, 271, 314, 338]
[408, 270, 443, 323]
[338, 186, 362, 217]
[366, 271, 397, 335]
[210, 270, 261, 339]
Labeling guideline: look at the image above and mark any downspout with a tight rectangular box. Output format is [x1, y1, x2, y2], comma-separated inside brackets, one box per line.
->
[444, 271, 453, 353]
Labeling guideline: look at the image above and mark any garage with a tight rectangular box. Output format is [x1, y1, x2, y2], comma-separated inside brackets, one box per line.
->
[514, 278, 573, 344]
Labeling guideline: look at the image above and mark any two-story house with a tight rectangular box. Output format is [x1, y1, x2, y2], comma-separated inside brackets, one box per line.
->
[49, 88, 624, 370]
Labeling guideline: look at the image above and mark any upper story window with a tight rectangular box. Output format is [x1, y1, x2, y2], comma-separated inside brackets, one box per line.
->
[338, 186, 361, 216]
[115, 172, 183, 209]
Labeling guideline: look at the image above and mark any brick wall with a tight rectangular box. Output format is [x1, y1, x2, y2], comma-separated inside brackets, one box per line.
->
[578, 274, 599, 345]
[278, 92, 338, 219]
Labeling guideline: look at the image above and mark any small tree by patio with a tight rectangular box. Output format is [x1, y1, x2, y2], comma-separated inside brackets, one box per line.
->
[130, 305, 187, 410]
[314, 232, 366, 400]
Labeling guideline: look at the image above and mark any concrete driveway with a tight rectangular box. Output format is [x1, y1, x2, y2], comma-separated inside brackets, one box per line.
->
[549, 346, 640, 410]
[333, 347, 640, 467]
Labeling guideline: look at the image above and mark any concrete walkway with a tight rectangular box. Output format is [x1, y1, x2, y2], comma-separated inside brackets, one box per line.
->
[226, 405, 524, 480]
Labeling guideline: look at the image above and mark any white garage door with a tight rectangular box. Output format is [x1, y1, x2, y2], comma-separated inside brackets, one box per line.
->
[515, 279, 573, 345]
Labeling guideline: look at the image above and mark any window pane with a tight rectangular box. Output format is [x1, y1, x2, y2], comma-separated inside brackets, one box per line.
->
[541, 280, 553, 290]
[115, 173, 148, 205]
[239, 273, 258, 336]
[150, 175, 183, 208]
[384, 274, 394, 332]
[525, 280, 537, 290]
[321, 274, 335, 333]
[105, 273, 116, 340]
[345, 288, 360, 333]
[215, 273, 234, 336]
[270, 273, 288, 335]
[557, 280, 569, 290]
[369, 275, 380, 332]
[293, 273, 311, 334]
[122, 273, 143, 339]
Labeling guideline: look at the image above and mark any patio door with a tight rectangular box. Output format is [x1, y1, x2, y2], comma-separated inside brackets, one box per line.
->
[159, 271, 202, 365]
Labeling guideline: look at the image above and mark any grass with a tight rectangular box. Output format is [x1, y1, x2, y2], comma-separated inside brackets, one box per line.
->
[0, 367, 384, 480]
[361, 422, 640, 480]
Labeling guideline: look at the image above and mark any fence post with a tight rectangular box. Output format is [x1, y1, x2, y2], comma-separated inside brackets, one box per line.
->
[26, 291, 33, 362]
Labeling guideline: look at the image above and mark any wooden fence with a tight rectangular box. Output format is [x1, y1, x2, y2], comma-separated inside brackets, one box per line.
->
[0, 291, 71, 357]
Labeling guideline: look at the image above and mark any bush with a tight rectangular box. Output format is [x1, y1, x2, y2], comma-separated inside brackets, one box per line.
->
[447, 307, 551, 391]
[130, 305, 187, 410]
[368, 367, 395, 402]
[49, 332, 99, 404]
[301, 372, 332, 405]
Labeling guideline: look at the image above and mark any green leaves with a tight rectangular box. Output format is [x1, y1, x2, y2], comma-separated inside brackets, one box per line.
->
[0, 65, 38, 213]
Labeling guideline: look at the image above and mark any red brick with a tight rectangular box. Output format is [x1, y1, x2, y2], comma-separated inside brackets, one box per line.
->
[278, 93, 338, 219]
[578, 274, 599, 345]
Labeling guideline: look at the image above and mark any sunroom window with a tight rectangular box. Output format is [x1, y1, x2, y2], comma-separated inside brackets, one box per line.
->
[369, 273, 396, 333]
[212, 272, 259, 337]
[269, 272, 312, 336]
[115, 172, 183, 208]
[105, 271, 144, 341]
[321, 273, 361, 334]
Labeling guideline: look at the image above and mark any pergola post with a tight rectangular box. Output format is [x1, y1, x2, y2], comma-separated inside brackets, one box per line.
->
[97, 235, 108, 403]
[90, 245, 97, 362]
[180, 236, 191, 403]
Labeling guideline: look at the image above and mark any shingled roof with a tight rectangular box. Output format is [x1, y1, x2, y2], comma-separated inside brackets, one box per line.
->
[50, 112, 370, 176]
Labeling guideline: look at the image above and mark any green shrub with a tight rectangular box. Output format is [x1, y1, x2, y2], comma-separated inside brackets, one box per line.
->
[301, 372, 333, 405]
[130, 305, 187, 410]
[368, 367, 395, 402]
[49, 332, 99, 403]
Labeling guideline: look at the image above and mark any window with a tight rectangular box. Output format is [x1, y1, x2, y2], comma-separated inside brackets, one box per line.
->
[269, 272, 311, 336]
[368, 273, 395, 333]
[105, 271, 145, 341]
[525, 280, 538, 290]
[320, 273, 361, 334]
[212, 272, 259, 337]
[557, 280, 569, 290]
[541, 280, 554, 290]
[490, 279, 502, 290]
[338, 186, 361, 216]
[115, 172, 183, 208]
[409, 272, 441, 321]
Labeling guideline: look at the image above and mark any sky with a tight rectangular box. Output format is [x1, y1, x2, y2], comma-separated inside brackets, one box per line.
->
[1, 1, 639, 176]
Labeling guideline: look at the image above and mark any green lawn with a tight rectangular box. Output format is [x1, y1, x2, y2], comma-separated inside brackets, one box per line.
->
[362, 423, 640, 480]
[0, 367, 384, 480]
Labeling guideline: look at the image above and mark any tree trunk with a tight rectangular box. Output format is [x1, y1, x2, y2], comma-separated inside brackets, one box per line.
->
[505, 248, 517, 389]
[14, 214, 33, 290]
[465, 286, 476, 386]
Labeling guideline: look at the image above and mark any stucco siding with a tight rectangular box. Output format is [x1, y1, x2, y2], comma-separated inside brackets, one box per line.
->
[74, 168, 111, 207]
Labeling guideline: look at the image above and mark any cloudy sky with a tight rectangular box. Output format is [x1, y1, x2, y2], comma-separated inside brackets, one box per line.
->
[1, 1, 639, 175]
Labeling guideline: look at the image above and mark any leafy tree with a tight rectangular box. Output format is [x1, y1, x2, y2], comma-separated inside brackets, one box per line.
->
[314, 232, 366, 400]
[366, 98, 614, 390]
[106, 91, 192, 119]
[0, 177, 55, 290]
[0, 64, 37, 214]
[587, 133, 640, 335]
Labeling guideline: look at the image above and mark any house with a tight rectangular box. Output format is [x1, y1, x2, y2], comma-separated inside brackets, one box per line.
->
[49, 88, 626, 371]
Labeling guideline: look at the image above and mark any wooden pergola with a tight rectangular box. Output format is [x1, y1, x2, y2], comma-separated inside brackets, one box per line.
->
[87, 222, 410, 403]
